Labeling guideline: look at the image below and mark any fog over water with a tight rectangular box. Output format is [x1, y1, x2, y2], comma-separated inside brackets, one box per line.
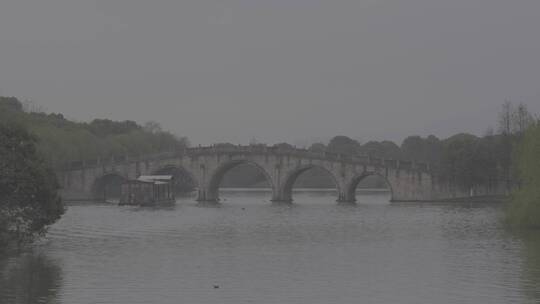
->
[1, 0, 540, 144]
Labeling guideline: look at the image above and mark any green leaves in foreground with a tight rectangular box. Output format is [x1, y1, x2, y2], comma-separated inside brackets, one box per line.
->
[0, 123, 65, 249]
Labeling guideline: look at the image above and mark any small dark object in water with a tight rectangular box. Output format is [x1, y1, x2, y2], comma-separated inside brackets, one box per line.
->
[213, 285, 220, 289]
[241, 207, 246, 210]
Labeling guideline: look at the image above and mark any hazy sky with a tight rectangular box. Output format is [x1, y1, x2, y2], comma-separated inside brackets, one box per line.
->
[1, 0, 539, 145]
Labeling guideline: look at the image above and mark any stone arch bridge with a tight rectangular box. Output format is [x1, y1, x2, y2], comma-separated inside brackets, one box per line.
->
[57, 145, 476, 203]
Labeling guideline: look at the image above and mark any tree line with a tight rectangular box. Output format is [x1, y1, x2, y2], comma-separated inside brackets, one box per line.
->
[213, 101, 537, 191]
[0, 97, 189, 168]
[306, 101, 534, 192]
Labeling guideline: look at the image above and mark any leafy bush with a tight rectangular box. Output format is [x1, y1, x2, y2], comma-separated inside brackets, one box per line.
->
[507, 123, 540, 227]
[0, 123, 65, 249]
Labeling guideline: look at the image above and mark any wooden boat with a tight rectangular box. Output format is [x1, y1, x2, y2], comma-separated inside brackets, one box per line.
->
[119, 175, 175, 206]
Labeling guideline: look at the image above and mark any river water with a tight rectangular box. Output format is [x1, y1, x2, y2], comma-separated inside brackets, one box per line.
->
[2, 189, 540, 304]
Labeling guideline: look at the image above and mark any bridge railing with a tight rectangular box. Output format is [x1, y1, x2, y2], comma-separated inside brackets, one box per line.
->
[60, 145, 432, 173]
[186, 145, 350, 162]
[59, 150, 181, 171]
[186, 145, 432, 172]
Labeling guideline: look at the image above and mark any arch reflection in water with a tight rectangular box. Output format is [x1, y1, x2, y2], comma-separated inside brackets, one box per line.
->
[279, 165, 342, 202]
[207, 161, 274, 202]
[281, 166, 391, 203]
[346, 173, 391, 203]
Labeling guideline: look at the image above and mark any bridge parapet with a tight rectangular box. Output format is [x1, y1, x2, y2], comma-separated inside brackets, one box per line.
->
[60, 150, 180, 171]
[187, 145, 356, 164]
[58, 144, 432, 174]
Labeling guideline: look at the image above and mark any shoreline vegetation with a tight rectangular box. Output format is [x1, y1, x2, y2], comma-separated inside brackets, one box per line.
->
[0, 122, 64, 251]
[1, 95, 539, 250]
[507, 123, 540, 228]
[0, 97, 190, 168]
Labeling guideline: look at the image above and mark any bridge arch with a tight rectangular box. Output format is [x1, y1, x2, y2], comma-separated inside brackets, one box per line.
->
[92, 172, 127, 202]
[201, 159, 276, 202]
[152, 165, 198, 193]
[60, 146, 446, 203]
[345, 172, 394, 202]
[278, 164, 343, 202]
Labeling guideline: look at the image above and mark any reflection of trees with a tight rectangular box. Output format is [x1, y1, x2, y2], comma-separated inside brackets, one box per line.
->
[517, 231, 540, 302]
[0, 252, 62, 304]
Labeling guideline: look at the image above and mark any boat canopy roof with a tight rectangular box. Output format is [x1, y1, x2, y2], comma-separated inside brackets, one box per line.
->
[137, 175, 174, 183]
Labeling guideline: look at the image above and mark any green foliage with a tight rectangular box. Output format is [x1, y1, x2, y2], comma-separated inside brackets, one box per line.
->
[0, 97, 188, 167]
[327, 136, 362, 156]
[507, 123, 540, 227]
[0, 96, 23, 112]
[0, 123, 64, 249]
[401, 135, 443, 163]
[440, 134, 482, 189]
[362, 140, 403, 159]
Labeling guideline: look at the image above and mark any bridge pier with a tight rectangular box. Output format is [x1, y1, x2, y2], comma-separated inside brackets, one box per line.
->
[195, 188, 219, 203]
[336, 191, 354, 203]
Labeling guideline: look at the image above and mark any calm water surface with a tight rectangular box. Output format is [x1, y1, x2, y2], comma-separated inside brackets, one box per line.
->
[2, 190, 540, 304]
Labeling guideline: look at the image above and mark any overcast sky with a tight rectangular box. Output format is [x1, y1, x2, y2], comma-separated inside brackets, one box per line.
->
[1, 0, 539, 145]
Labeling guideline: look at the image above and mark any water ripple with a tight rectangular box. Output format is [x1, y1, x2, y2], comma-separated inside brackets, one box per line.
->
[2, 191, 539, 304]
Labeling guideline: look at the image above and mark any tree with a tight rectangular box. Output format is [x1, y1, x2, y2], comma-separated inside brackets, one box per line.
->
[401, 136, 426, 161]
[361, 141, 384, 156]
[0, 96, 23, 112]
[514, 102, 534, 135]
[143, 121, 163, 134]
[362, 140, 403, 159]
[507, 121, 540, 227]
[499, 99, 513, 135]
[498, 100, 534, 136]
[379, 141, 403, 159]
[439, 133, 481, 189]
[327, 136, 361, 156]
[495, 100, 526, 190]
[0, 123, 64, 249]
[423, 135, 443, 163]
